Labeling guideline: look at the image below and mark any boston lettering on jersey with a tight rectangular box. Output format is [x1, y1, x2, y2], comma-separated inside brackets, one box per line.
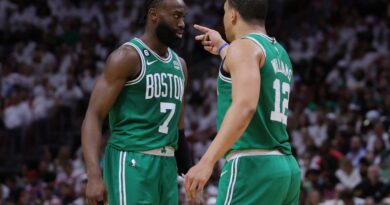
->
[145, 72, 184, 101]
[108, 38, 185, 151]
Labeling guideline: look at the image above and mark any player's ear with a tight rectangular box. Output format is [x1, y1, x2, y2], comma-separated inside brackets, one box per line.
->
[231, 9, 238, 25]
[149, 7, 159, 23]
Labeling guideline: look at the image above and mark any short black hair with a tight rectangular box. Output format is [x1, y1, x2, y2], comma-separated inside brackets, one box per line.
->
[143, 0, 164, 20]
[227, 0, 268, 25]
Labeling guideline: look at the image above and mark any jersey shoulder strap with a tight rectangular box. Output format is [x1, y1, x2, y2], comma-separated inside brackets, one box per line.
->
[122, 38, 146, 85]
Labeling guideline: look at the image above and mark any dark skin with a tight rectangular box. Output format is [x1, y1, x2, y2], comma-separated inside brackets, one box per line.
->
[81, 0, 187, 204]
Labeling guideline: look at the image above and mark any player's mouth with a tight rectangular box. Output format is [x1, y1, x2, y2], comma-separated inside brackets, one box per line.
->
[176, 30, 184, 38]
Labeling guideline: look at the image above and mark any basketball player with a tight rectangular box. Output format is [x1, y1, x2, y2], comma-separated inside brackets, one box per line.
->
[184, 0, 301, 204]
[81, 0, 193, 204]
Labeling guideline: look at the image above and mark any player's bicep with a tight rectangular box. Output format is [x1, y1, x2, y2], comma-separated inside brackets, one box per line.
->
[87, 74, 125, 120]
[226, 40, 262, 109]
[86, 46, 140, 120]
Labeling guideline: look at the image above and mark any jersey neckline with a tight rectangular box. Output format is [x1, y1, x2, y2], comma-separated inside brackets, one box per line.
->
[247, 33, 276, 43]
[134, 38, 173, 63]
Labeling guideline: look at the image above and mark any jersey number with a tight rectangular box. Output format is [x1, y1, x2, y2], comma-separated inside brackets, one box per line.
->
[159, 102, 176, 134]
[270, 79, 290, 125]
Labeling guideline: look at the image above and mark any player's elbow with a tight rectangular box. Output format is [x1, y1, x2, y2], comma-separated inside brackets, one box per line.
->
[234, 100, 257, 119]
[243, 105, 257, 117]
[82, 109, 102, 131]
[85, 107, 105, 122]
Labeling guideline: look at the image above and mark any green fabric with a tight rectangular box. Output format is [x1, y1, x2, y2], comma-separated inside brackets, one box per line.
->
[108, 38, 185, 151]
[216, 155, 301, 205]
[217, 33, 293, 155]
[103, 144, 178, 205]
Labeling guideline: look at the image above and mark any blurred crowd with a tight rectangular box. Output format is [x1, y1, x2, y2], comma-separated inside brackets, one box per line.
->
[0, 0, 389, 204]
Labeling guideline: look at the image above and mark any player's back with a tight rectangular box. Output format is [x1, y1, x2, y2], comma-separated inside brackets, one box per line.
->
[108, 38, 185, 151]
[217, 33, 293, 155]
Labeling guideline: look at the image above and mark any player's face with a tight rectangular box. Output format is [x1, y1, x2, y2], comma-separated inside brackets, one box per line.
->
[223, 1, 234, 42]
[155, 0, 187, 48]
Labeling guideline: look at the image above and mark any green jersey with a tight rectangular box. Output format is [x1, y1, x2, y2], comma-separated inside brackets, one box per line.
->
[108, 38, 185, 151]
[217, 33, 293, 155]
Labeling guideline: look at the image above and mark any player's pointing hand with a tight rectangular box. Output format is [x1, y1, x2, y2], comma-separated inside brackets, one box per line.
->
[194, 24, 227, 55]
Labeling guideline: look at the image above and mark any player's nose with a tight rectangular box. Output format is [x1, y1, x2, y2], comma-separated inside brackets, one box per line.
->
[178, 18, 185, 29]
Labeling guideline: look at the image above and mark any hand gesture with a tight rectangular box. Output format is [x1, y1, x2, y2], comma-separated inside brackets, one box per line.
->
[194, 24, 227, 55]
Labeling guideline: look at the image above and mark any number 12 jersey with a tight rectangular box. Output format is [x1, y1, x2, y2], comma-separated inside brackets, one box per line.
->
[217, 33, 293, 155]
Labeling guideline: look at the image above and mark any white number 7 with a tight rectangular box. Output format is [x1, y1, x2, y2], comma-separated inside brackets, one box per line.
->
[159, 102, 176, 134]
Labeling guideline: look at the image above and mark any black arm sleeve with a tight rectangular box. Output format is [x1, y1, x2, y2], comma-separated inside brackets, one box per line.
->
[175, 129, 194, 175]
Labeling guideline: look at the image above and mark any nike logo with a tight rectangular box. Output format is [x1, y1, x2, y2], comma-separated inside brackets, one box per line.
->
[146, 60, 157, 65]
[220, 171, 228, 177]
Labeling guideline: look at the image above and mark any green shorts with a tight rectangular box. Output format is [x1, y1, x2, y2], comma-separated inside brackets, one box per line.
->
[216, 154, 301, 205]
[103, 144, 178, 205]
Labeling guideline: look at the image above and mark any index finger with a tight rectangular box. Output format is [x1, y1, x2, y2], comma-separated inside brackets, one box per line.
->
[193, 24, 211, 33]
[184, 177, 191, 193]
[195, 34, 205, 41]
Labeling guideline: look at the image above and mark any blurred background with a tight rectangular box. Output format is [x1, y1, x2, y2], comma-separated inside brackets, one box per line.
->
[0, 0, 389, 204]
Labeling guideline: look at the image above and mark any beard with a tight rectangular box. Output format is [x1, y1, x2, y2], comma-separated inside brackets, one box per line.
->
[155, 19, 183, 49]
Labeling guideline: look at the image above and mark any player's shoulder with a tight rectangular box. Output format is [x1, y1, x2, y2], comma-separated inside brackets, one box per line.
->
[177, 56, 186, 66]
[109, 44, 139, 62]
[225, 38, 266, 68]
[106, 44, 141, 67]
[229, 38, 262, 51]
[103, 44, 141, 78]
[226, 38, 264, 59]
[177, 56, 188, 78]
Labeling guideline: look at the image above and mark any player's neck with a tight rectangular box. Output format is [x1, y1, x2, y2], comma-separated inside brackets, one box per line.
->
[140, 33, 169, 58]
[233, 23, 267, 40]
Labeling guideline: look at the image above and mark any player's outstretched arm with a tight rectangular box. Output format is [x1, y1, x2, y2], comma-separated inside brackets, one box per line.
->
[193, 24, 229, 59]
[81, 45, 140, 205]
[184, 39, 265, 199]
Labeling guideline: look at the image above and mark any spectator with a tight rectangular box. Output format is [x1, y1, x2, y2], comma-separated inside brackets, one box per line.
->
[335, 158, 362, 190]
[0, 0, 388, 204]
[366, 121, 389, 152]
[347, 136, 367, 168]
[353, 165, 387, 203]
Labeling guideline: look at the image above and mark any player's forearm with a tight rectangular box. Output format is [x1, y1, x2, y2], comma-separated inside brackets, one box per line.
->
[200, 102, 255, 165]
[82, 113, 104, 179]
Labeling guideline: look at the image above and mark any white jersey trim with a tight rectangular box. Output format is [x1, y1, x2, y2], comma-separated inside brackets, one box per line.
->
[219, 71, 232, 83]
[172, 52, 185, 79]
[224, 158, 239, 205]
[123, 42, 146, 86]
[118, 151, 128, 205]
[248, 32, 275, 43]
[134, 38, 173, 63]
[243, 36, 267, 59]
